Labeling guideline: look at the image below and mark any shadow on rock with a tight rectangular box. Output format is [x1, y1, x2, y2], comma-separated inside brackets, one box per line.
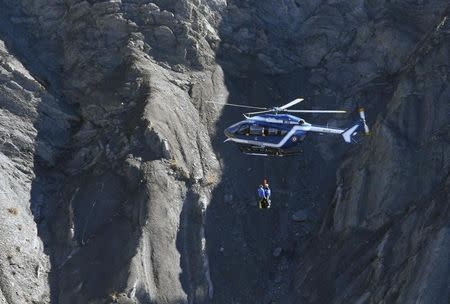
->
[204, 3, 346, 303]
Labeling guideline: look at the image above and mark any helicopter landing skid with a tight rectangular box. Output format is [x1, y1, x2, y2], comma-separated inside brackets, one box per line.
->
[239, 145, 302, 157]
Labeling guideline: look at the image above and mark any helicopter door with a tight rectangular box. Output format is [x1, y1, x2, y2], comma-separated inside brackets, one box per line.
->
[249, 125, 264, 140]
[266, 127, 286, 144]
[268, 128, 278, 136]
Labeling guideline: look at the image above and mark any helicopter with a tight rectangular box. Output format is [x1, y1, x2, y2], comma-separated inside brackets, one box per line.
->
[206, 98, 370, 156]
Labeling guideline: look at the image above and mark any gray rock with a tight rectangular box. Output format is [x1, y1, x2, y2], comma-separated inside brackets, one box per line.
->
[0, 38, 70, 304]
[224, 194, 233, 203]
[292, 210, 308, 222]
[152, 10, 175, 26]
[154, 25, 176, 48]
[123, 155, 143, 190]
[273, 247, 282, 257]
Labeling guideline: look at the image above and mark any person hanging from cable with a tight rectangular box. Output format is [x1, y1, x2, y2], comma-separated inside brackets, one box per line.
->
[257, 184, 266, 208]
[263, 179, 271, 208]
[257, 179, 271, 209]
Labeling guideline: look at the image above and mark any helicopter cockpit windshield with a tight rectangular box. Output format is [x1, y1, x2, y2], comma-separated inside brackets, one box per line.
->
[237, 123, 250, 135]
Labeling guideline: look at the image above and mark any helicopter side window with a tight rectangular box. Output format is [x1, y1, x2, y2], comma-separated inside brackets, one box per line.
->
[279, 129, 288, 136]
[238, 124, 250, 135]
[268, 128, 278, 136]
[250, 125, 264, 136]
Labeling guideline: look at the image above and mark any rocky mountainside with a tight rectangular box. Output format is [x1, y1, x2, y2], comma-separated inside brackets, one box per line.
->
[0, 1, 448, 304]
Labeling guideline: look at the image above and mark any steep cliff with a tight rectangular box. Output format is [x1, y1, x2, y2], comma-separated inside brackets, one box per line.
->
[1, 1, 225, 303]
[0, 1, 448, 304]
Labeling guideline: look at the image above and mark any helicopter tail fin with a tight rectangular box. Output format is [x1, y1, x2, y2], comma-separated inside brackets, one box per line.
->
[342, 123, 361, 143]
[342, 108, 370, 143]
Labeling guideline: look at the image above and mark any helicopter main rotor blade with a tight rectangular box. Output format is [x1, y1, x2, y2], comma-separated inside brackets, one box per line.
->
[204, 100, 268, 110]
[278, 98, 304, 110]
[285, 109, 347, 113]
[245, 109, 275, 115]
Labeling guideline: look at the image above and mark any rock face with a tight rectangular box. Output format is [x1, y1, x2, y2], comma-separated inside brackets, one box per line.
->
[212, 1, 450, 303]
[0, 1, 449, 304]
[0, 39, 59, 304]
[1, 1, 224, 303]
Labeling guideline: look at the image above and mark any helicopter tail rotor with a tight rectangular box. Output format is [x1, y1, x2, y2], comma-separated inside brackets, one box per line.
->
[358, 107, 370, 135]
[341, 107, 370, 143]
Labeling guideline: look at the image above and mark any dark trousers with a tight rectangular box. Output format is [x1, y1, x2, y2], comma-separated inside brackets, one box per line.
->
[259, 198, 271, 209]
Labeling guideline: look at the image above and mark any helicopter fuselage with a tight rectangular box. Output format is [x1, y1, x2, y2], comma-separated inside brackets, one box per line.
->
[224, 114, 310, 156]
[215, 98, 369, 156]
[223, 112, 367, 156]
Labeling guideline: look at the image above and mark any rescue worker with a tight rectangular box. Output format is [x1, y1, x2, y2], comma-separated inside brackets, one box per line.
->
[257, 184, 267, 208]
[263, 182, 271, 208]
